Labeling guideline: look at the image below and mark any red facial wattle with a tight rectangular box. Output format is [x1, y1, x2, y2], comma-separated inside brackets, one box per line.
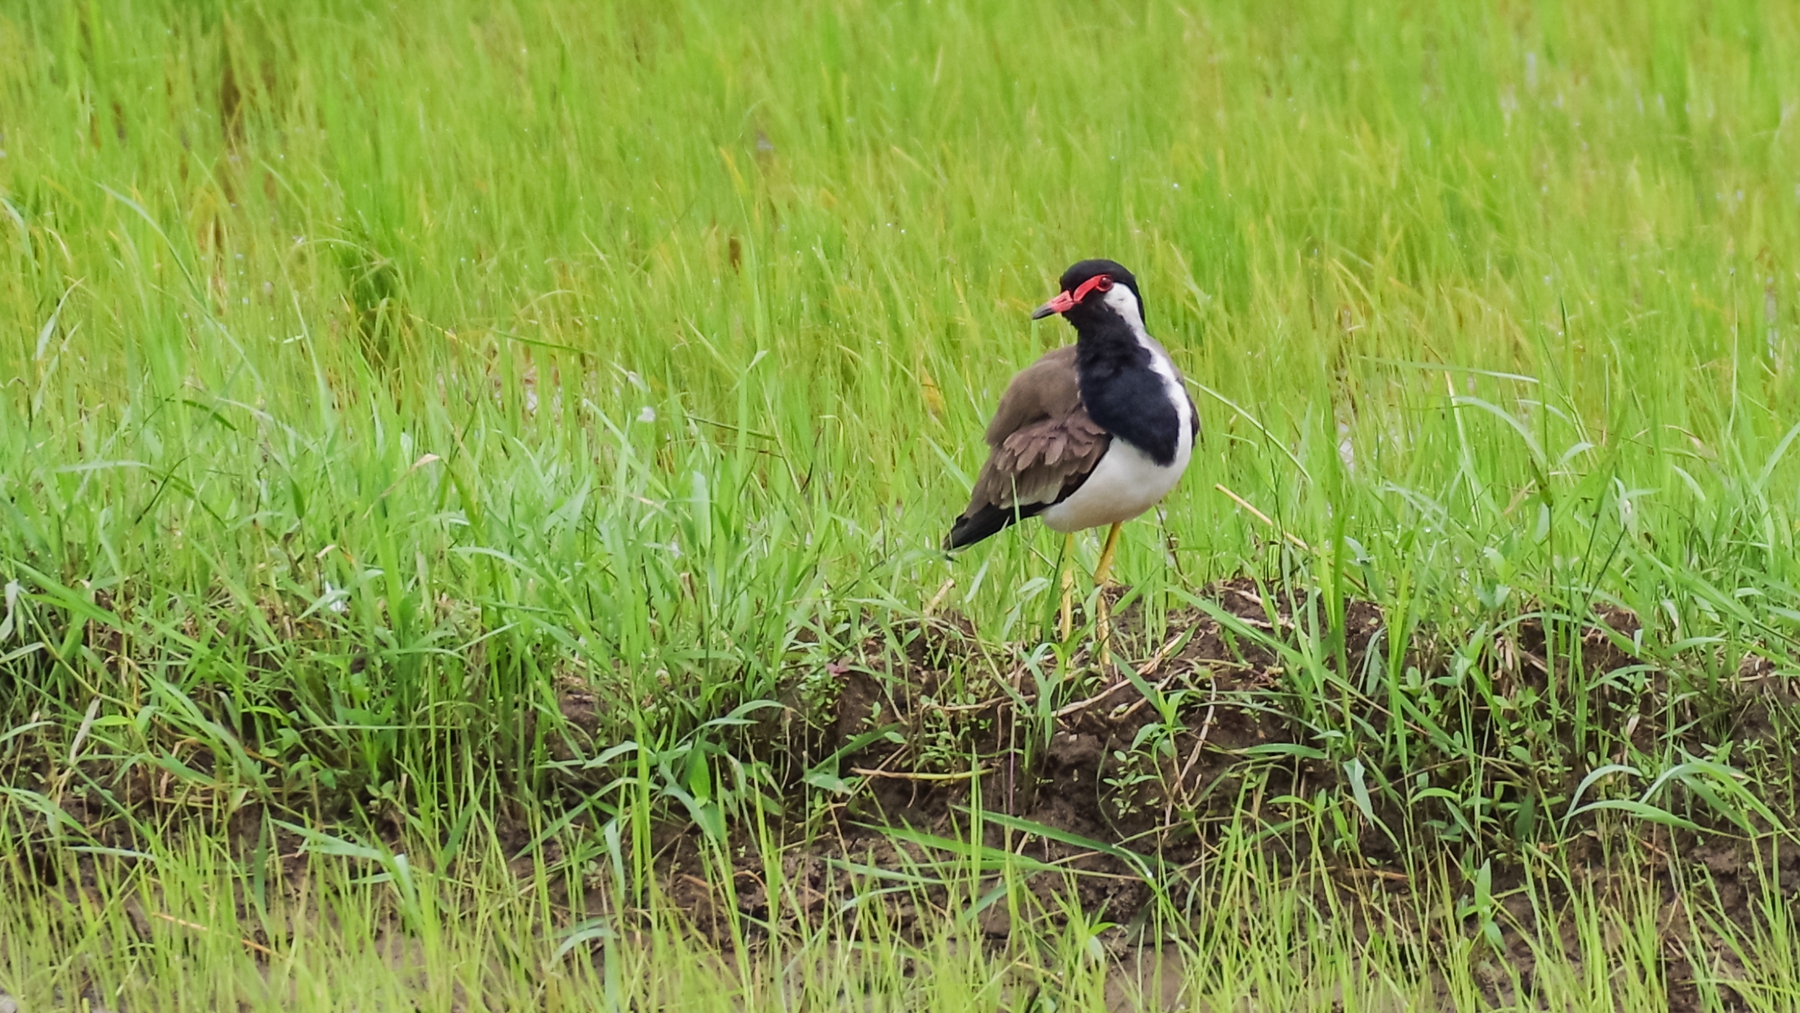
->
[1031, 274, 1114, 319]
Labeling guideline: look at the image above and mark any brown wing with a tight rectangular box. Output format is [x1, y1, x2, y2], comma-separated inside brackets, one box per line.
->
[944, 346, 1111, 549]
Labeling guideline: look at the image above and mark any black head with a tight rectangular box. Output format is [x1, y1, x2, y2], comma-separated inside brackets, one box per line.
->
[1030, 258, 1147, 330]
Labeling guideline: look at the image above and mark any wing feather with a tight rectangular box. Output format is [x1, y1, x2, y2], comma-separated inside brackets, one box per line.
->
[945, 346, 1111, 550]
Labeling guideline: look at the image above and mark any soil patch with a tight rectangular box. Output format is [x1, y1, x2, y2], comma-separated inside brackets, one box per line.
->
[7, 577, 1800, 1011]
[628, 578, 1800, 1011]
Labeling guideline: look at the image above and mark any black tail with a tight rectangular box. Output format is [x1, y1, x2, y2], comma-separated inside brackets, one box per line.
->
[943, 502, 1045, 551]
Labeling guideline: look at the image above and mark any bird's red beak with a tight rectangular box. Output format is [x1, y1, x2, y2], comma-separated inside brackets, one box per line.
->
[1030, 291, 1077, 320]
[1030, 274, 1113, 319]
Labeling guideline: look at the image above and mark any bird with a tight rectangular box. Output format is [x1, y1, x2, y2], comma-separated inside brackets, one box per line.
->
[945, 259, 1198, 640]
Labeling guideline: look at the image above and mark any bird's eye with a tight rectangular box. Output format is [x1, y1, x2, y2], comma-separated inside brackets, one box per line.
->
[1069, 274, 1115, 304]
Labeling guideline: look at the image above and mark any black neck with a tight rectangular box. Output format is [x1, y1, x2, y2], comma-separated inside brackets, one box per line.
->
[1072, 317, 1182, 466]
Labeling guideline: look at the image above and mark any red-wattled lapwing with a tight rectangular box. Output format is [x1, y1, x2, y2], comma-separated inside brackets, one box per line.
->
[946, 259, 1198, 639]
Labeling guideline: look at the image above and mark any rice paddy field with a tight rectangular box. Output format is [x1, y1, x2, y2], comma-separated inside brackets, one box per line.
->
[4, 0, 1800, 1008]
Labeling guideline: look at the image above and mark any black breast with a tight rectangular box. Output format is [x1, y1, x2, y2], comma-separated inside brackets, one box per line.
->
[1075, 327, 1182, 467]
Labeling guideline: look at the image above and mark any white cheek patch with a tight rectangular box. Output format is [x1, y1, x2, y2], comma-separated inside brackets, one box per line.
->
[1101, 286, 1145, 334]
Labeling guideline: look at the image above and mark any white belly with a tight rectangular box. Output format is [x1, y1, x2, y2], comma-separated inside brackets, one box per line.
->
[1040, 431, 1191, 532]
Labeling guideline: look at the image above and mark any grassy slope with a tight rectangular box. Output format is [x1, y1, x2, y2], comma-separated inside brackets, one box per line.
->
[3, 0, 1800, 1007]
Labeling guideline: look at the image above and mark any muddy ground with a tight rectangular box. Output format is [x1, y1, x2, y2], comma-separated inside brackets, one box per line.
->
[597, 579, 1800, 1011]
[8, 578, 1800, 1010]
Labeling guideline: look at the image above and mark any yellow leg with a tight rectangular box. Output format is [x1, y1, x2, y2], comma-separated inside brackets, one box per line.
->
[1093, 522, 1124, 652]
[1093, 522, 1124, 587]
[1057, 532, 1075, 640]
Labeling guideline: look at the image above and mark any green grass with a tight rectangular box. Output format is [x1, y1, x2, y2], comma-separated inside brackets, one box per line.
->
[6, 820, 1800, 1012]
[4, 0, 1800, 1007]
